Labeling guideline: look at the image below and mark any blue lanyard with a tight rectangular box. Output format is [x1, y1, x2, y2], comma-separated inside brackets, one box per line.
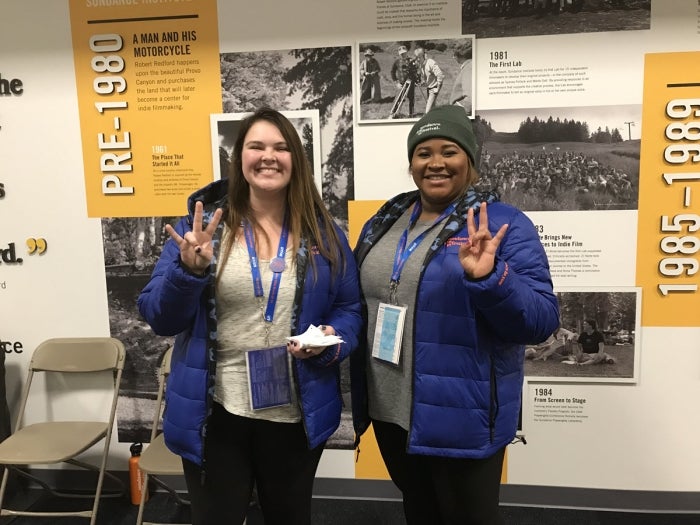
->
[391, 200, 455, 285]
[243, 214, 289, 322]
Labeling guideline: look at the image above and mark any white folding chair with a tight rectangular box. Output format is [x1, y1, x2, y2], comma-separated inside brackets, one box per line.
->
[0, 337, 126, 524]
[136, 347, 190, 525]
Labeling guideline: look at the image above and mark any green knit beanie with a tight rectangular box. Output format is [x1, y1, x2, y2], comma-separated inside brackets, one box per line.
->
[407, 105, 477, 164]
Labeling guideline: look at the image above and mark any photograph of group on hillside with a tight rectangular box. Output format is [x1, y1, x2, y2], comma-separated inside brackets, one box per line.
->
[473, 105, 640, 211]
[462, 0, 651, 39]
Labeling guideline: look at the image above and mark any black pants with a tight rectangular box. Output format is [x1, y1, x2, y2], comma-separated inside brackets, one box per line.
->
[373, 419, 505, 525]
[182, 403, 325, 525]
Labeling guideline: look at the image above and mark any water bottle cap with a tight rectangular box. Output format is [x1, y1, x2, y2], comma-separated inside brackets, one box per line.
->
[130, 442, 143, 455]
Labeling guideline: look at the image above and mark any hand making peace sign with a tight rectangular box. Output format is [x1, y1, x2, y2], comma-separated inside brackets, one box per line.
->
[165, 200, 223, 276]
[458, 202, 509, 280]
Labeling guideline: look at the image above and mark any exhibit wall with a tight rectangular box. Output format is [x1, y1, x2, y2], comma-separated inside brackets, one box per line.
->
[2, 0, 700, 507]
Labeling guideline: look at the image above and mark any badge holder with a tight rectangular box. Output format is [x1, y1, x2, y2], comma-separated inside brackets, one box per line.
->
[246, 345, 292, 410]
[371, 302, 407, 366]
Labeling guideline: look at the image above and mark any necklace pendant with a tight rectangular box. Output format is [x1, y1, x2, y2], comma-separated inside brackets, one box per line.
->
[269, 257, 286, 273]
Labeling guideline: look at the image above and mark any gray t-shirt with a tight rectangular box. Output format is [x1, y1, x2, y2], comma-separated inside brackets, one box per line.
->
[215, 232, 301, 423]
[360, 207, 445, 430]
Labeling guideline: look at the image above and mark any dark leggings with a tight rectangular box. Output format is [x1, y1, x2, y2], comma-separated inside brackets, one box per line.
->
[373, 419, 505, 525]
[182, 403, 324, 525]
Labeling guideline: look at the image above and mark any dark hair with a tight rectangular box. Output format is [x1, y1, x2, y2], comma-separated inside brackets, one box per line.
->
[218, 107, 344, 281]
[585, 319, 597, 330]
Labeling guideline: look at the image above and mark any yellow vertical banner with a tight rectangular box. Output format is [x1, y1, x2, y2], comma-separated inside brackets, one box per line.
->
[348, 200, 391, 481]
[637, 52, 700, 327]
[69, 0, 222, 218]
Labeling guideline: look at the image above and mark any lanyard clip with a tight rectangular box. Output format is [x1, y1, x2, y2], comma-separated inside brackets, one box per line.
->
[389, 280, 399, 305]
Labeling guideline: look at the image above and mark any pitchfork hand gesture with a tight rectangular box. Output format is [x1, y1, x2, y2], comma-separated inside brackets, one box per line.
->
[459, 202, 508, 280]
[165, 200, 223, 276]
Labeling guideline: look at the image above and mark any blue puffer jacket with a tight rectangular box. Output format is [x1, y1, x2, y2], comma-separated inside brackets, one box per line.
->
[138, 179, 362, 467]
[351, 189, 559, 459]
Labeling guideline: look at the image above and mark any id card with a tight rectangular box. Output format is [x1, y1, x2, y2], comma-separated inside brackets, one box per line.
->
[245, 345, 292, 410]
[371, 302, 407, 365]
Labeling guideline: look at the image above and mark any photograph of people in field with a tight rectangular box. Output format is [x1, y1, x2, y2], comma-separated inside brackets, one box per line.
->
[524, 288, 640, 382]
[462, 0, 650, 39]
[473, 104, 640, 211]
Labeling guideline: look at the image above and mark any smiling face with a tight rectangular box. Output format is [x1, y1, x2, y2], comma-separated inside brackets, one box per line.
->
[410, 138, 474, 213]
[241, 120, 292, 198]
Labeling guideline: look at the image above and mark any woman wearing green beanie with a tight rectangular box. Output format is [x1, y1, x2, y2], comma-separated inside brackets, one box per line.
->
[352, 105, 559, 524]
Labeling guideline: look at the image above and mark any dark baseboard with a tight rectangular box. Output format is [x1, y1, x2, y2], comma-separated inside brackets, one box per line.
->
[314, 479, 700, 513]
[13, 469, 700, 513]
[500, 484, 700, 513]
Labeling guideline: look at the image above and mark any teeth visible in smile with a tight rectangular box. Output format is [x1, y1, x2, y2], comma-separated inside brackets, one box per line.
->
[426, 175, 449, 180]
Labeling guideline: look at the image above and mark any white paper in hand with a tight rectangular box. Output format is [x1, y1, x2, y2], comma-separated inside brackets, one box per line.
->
[286, 324, 344, 349]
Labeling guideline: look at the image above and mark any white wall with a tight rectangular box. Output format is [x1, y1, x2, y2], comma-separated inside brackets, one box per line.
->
[1, 0, 699, 488]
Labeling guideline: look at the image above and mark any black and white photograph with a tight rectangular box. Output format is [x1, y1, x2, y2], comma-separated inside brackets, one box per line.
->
[211, 110, 322, 193]
[102, 216, 177, 443]
[104, 210, 356, 448]
[462, 0, 651, 39]
[525, 288, 641, 383]
[220, 46, 354, 229]
[473, 104, 640, 211]
[356, 37, 475, 123]
[210, 109, 351, 449]
[104, 46, 357, 446]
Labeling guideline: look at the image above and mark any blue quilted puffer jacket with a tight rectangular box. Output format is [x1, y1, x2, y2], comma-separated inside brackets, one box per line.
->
[351, 189, 559, 459]
[138, 180, 362, 467]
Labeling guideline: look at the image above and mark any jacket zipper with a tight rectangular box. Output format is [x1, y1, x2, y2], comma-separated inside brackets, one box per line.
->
[489, 359, 498, 443]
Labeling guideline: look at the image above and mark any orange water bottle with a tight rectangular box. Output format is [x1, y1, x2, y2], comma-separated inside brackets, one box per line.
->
[129, 442, 149, 505]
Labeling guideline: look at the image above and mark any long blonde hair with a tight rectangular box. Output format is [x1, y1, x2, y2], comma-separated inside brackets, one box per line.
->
[217, 107, 344, 283]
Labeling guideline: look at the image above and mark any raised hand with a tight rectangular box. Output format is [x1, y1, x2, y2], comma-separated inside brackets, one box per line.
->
[458, 202, 508, 279]
[165, 200, 223, 276]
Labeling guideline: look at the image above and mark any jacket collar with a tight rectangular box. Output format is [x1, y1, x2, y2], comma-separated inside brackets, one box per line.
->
[355, 188, 499, 266]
